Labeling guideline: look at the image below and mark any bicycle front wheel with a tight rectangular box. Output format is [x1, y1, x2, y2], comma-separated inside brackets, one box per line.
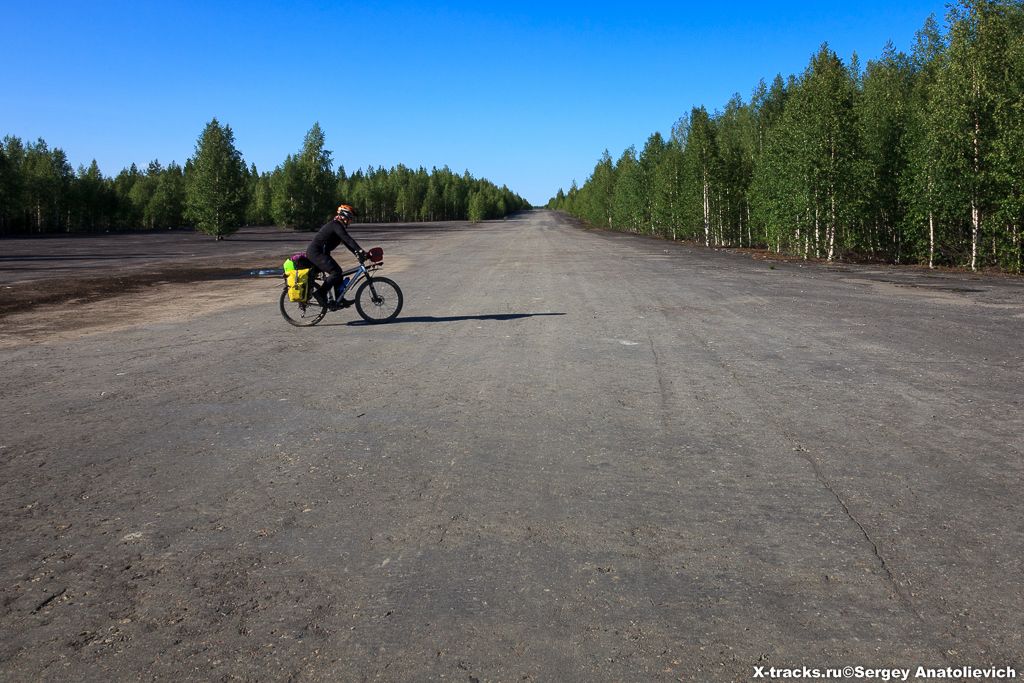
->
[354, 277, 403, 323]
[279, 287, 327, 327]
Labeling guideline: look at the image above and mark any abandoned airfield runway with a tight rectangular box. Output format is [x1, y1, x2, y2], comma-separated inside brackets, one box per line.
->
[1, 211, 1022, 680]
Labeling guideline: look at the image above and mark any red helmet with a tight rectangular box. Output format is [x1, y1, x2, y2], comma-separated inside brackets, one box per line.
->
[336, 204, 356, 222]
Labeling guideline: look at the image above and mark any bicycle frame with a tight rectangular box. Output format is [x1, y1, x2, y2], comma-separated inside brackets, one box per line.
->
[329, 261, 381, 302]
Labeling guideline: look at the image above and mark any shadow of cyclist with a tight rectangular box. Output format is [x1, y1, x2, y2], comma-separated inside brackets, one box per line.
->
[340, 312, 566, 326]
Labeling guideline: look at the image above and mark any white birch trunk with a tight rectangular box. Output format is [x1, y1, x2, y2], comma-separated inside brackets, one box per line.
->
[1014, 223, 1021, 273]
[723, 196, 729, 247]
[717, 198, 724, 246]
[747, 204, 752, 247]
[929, 210, 935, 269]
[672, 163, 679, 241]
[971, 200, 979, 272]
[702, 172, 710, 246]
[971, 90, 981, 271]
[828, 192, 836, 262]
[814, 202, 820, 259]
[828, 142, 836, 262]
[802, 210, 808, 259]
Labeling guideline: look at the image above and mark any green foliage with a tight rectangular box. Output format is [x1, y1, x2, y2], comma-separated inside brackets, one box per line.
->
[23, 138, 73, 232]
[549, 0, 1024, 272]
[582, 150, 615, 229]
[858, 43, 913, 260]
[271, 123, 336, 230]
[991, 4, 1024, 272]
[0, 123, 528, 235]
[0, 137, 27, 233]
[612, 147, 643, 231]
[246, 166, 273, 226]
[184, 119, 247, 238]
[71, 160, 109, 230]
[338, 164, 528, 224]
[651, 137, 688, 240]
[902, 14, 950, 267]
[467, 190, 487, 222]
[685, 107, 720, 246]
[149, 162, 185, 229]
[638, 133, 667, 233]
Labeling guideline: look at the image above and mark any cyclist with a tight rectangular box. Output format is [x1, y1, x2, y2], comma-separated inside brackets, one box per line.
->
[306, 204, 368, 309]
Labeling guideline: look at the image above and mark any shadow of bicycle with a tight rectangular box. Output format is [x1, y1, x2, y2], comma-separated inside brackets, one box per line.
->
[343, 312, 566, 326]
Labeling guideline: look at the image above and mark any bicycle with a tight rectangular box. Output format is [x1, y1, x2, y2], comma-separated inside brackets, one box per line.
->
[279, 247, 403, 327]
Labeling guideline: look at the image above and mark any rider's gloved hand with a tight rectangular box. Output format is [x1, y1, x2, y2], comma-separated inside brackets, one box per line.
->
[356, 249, 368, 262]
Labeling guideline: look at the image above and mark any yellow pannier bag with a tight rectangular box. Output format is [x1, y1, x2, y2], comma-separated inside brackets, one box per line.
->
[286, 268, 312, 302]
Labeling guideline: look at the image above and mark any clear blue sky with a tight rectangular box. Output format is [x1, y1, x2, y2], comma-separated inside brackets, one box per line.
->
[2, 0, 949, 206]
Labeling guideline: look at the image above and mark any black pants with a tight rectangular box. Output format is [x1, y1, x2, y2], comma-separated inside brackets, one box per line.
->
[305, 248, 343, 300]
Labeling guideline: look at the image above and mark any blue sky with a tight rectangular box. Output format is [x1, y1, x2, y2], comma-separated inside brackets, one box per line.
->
[3, 1, 949, 205]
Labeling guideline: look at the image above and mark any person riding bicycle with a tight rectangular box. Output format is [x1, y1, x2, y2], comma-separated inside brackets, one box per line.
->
[306, 204, 368, 309]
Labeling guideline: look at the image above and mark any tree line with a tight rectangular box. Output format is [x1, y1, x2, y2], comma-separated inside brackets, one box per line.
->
[0, 121, 529, 238]
[549, 0, 1024, 272]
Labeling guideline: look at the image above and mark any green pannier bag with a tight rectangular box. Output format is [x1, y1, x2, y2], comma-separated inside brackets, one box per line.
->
[286, 268, 312, 302]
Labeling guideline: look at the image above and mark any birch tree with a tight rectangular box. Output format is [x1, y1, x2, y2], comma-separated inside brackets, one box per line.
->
[685, 107, 719, 246]
[903, 15, 948, 268]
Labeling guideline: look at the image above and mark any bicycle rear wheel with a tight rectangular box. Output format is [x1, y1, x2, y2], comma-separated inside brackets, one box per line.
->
[354, 277, 403, 323]
[279, 287, 327, 326]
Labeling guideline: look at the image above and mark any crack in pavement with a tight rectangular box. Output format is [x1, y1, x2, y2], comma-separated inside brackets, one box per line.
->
[790, 443, 922, 618]
[787, 442, 957, 666]
[670, 312, 953, 660]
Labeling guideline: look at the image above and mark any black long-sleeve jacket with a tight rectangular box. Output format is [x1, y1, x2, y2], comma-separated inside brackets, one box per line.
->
[306, 218, 362, 256]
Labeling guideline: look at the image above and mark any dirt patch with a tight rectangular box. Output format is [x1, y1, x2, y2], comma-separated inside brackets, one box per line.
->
[0, 223, 419, 322]
[0, 278, 279, 349]
[0, 255, 412, 348]
[0, 262, 273, 319]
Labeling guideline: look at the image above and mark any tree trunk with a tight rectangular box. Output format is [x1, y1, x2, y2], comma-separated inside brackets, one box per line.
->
[929, 210, 935, 269]
[717, 194, 724, 246]
[671, 163, 679, 241]
[971, 106, 981, 271]
[828, 191, 836, 262]
[828, 141, 836, 262]
[747, 203, 752, 247]
[971, 200, 980, 272]
[702, 174, 710, 246]
[802, 210, 809, 260]
[814, 201, 820, 259]
[1015, 223, 1021, 274]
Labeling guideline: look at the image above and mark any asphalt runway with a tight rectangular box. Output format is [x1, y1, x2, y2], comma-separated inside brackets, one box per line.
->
[1, 211, 1022, 681]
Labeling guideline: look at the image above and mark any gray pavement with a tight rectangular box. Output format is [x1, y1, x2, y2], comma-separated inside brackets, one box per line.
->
[1, 210, 1022, 681]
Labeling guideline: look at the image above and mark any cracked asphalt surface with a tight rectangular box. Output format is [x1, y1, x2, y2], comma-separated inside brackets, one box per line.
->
[1, 210, 1022, 681]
